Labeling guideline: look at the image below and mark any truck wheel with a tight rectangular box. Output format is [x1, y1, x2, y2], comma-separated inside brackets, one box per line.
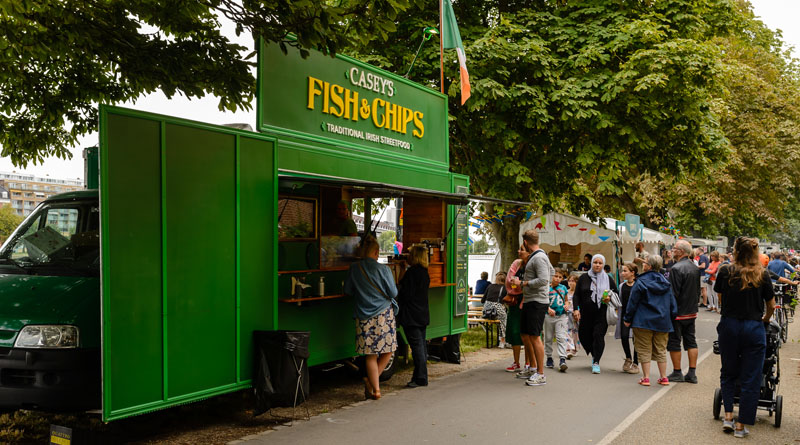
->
[713, 388, 722, 420]
[775, 395, 783, 427]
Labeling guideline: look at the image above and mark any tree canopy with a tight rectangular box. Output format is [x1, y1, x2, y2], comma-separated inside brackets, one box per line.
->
[346, 0, 737, 268]
[0, 0, 412, 166]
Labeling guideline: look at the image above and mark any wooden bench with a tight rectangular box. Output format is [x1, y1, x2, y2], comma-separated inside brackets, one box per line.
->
[467, 298, 501, 348]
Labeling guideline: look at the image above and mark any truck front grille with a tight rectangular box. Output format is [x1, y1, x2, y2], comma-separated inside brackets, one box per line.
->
[0, 369, 36, 387]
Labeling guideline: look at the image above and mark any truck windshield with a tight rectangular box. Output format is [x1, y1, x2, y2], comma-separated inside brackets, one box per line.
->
[0, 200, 99, 277]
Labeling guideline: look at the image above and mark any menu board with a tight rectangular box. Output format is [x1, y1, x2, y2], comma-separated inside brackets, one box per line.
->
[454, 186, 469, 316]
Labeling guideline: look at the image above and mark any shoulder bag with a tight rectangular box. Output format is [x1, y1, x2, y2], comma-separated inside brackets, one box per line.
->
[605, 290, 621, 326]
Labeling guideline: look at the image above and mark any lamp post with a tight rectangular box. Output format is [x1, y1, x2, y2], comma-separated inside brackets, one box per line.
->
[405, 26, 439, 78]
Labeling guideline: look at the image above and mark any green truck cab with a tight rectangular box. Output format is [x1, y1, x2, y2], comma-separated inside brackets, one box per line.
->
[0, 191, 101, 410]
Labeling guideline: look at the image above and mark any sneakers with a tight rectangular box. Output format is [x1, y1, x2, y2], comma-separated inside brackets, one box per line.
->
[546, 357, 554, 369]
[622, 358, 632, 373]
[667, 370, 684, 382]
[559, 358, 568, 372]
[591, 363, 601, 374]
[734, 427, 749, 439]
[684, 373, 698, 384]
[566, 350, 575, 359]
[525, 372, 547, 386]
[505, 362, 521, 372]
[657, 377, 670, 386]
[638, 377, 650, 386]
[627, 363, 640, 375]
[516, 368, 535, 379]
[722, 420, 735, 433]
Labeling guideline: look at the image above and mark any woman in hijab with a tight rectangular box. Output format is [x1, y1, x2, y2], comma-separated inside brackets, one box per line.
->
[573, 254, 619, 374]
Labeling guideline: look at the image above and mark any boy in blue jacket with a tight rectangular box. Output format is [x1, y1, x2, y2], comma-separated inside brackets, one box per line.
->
[544, 268, 570, 372]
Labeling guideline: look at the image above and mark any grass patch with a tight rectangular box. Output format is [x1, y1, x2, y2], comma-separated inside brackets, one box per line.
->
[460, 326, 490, 354]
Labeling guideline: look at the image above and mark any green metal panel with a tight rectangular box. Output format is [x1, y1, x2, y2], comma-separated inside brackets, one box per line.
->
[258, 40, 449, 170]
[238, 135, 277, 380]
[164, 124, 237, 397]
[425, 288, 451, 339]
[278, 296, 357, 366]
[100, 106, 276, 421]
[100, 112, 164, 417]
[277, 138, 452, 192]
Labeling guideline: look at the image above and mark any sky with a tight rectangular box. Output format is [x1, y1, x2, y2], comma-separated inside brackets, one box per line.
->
[1, 0, 798, 182]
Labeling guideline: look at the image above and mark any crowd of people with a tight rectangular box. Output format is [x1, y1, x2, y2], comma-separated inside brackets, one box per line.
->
[345, 231, 792, 440]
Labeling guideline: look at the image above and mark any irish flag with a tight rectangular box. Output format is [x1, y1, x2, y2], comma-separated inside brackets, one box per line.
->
[442, 0, 471, 104]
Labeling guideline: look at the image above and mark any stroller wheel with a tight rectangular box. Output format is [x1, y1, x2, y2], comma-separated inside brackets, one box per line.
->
[775, 395, 782, 427]
[713, 388, 722, 420]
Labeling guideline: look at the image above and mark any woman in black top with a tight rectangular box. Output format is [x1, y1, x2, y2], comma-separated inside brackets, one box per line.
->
[481, 272, 508, 347]
[573, 254, 619, 374]
[713, 237, 775, 438]
[397, 245, 431, 388]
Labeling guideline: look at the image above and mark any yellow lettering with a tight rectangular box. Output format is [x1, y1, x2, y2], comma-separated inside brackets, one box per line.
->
[372, 98, 385, 128]
[412, 111, 424, 138]
[384, 102, 398, 130]
[343, 89, 359, 121]
[307, 76, 323, 110]
[330, 84, 344, 117]
[401, 107, 414, 134]
[322, 81, 330, 114]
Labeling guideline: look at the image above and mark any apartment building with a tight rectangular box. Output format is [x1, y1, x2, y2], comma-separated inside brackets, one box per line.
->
[0, 172, 83, 216]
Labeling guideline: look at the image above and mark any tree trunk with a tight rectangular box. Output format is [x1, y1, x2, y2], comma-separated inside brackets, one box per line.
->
[486, 204, 524, 275]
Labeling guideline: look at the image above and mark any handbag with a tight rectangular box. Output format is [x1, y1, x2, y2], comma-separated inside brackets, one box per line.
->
[502, 294, 521, 306]
[482, 302, 499, 319]
[605, 290, 621, 326]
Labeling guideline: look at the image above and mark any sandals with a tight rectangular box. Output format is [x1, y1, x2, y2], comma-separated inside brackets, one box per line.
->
[363, 377, 381, 400]
[657, 377, 670, 386]
[638, 377, 650, 386]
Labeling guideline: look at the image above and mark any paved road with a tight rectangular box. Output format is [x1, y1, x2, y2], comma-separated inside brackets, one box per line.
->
[239, 311, 722, 445]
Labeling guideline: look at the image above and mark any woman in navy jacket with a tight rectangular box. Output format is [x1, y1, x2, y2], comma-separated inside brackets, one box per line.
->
[397, 245, 431, 388]
[624, 255, 677, 386]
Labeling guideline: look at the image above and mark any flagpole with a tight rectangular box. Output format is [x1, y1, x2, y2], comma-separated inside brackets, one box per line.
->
[439, 0, 444, 94]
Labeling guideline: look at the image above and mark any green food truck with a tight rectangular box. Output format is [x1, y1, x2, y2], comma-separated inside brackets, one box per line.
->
[0, 40, 519, 421]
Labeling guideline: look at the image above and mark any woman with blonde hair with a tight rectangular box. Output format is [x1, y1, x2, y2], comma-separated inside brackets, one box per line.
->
[714, 237, 775, 438]
[705, 251, 721, 312]
[344, 235, 398, 399]
[481, 271, 509, 348]
[503, 245, 531, 373]
[397, 244, 431, 388]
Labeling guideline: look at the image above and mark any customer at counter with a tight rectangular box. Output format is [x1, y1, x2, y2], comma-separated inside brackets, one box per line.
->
[397, 245, 431, 388]
[344, 235, 398, 400]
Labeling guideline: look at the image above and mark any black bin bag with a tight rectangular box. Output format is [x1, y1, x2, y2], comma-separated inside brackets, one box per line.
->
[253, 330, 310, 416]
[442, 334, 461, 364]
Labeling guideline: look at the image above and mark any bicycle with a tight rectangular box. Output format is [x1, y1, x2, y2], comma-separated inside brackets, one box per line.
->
[772, 283, 790, 344]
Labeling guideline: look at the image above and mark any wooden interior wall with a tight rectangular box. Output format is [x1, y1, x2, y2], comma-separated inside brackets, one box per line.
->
[401, 196, 445, 248]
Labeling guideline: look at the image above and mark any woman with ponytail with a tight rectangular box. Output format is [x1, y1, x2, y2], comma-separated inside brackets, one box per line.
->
[713, 237, 775, 438]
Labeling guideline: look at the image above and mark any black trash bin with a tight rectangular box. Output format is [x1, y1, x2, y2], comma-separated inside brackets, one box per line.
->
[253, 330, 310, 416]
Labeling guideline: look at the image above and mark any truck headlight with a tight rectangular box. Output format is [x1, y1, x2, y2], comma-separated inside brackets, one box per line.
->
[14, 325, 79, 348]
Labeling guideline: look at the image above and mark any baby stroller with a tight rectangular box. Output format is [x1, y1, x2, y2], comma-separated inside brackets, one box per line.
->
[712, 320, 783, 427]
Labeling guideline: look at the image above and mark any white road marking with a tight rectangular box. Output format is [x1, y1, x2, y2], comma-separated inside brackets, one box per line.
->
[596, 347, 715, 445]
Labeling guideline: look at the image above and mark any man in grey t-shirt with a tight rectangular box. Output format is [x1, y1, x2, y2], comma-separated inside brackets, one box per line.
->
[511, 229, 554, 386]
